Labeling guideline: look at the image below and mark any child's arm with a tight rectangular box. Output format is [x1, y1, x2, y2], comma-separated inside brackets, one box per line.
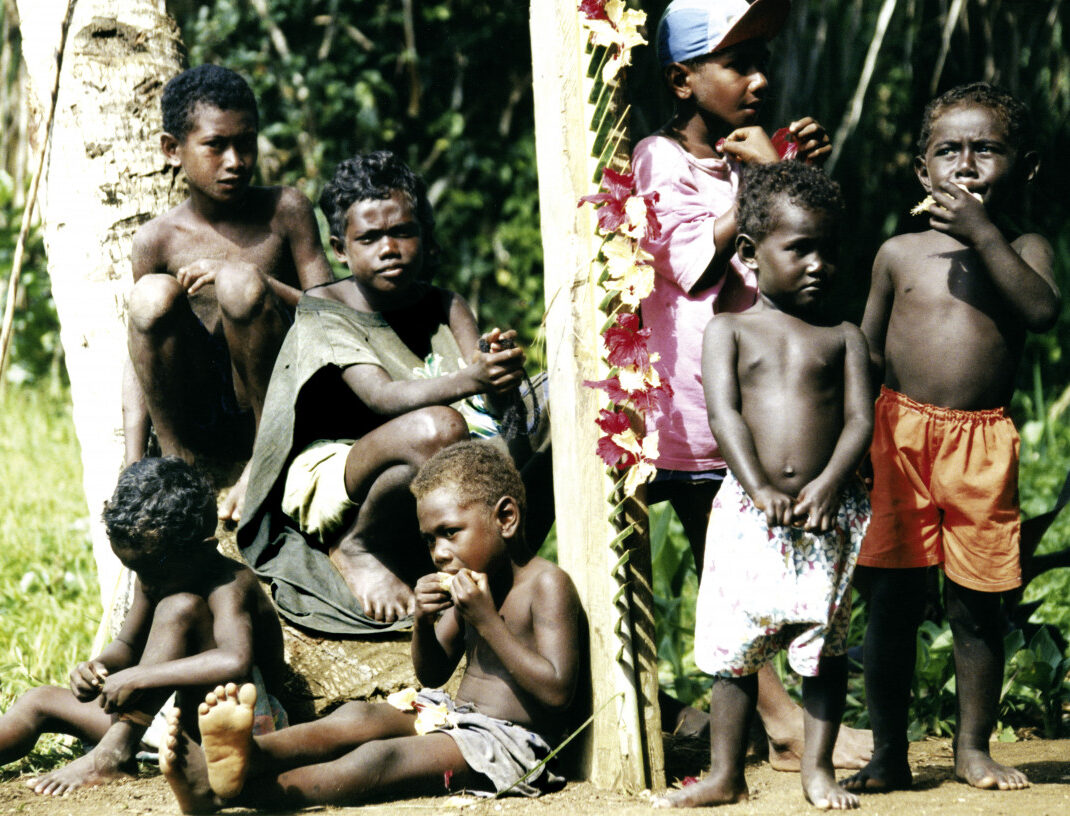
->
[859, 241, 896, 379]
[446, 292, 526, 415]
[339, 294, 525, 417]
[70, 582, 154, 701]
[279, 187, 334, 303]
[701, 317, 794, 527]
[792, 326, 874, 531]
[928, 181, 1060, 330]
[450, 568, 580, 711]
[411, 573, 464, 687]
[96, 579, 257, 713]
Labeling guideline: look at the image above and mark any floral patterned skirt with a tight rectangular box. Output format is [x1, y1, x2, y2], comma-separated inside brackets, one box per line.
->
[694, 473, 870, 678]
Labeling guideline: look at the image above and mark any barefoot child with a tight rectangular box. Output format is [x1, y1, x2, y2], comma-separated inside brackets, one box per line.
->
[126, 64, 333, 522]
[847, 83, 1060, 794]
[162, 441, 581, 811]
[0, 458, 286, 795]
[634, 0, 869, 768]
[238, 152, 532, 631]
[656, 162, 872, 809]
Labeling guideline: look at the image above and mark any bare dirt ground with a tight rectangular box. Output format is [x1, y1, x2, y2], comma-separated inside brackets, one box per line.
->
[1, 738, 1067, 816]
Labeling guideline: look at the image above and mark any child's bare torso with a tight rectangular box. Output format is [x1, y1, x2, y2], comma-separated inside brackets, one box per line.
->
[879, 230, 1027, 410]
[731, 310, 849, 495]
[144, 187, 301, 332]
[454, 558, 561, 730]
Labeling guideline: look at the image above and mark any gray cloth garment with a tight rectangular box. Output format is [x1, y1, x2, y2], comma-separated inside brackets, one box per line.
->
[237, 287, 467, 635]
[416, 688, 565, 797]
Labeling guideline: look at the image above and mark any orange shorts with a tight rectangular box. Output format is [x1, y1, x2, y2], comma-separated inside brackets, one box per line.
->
[858, 387, 1021, 592]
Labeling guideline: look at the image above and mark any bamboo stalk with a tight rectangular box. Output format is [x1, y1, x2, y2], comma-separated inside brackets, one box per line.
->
[826, 0, 898, 175]
[929, 0, 966, 95]
[0, 0, 77, 394]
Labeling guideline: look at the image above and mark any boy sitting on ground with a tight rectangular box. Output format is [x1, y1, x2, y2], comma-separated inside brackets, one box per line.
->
[126, 64, 332, 522]
[238, 151, 533, 632]
[848, 82, 1060, 794]
[161, 440, 580, 812]
[0, 458, 287, 795]
[657, 162, 872, 810]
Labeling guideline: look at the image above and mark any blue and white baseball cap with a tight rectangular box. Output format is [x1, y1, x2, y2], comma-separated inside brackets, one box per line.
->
[657, 0, 791, 67]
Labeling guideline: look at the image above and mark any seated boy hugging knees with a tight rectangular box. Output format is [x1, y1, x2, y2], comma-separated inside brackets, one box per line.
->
[847, 83, 1060, 794]
[656, 162, 872, 810]
[160, 441, 580, 812]
[237, 151, 531, 630]
[0, 458, 286, 796]
[126, 64, 333, 522]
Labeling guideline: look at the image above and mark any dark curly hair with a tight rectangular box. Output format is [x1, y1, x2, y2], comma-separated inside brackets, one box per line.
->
[319, 151, 439, 265]
[410, 441, 526, 532]
[103, 457, 216, 556]
[917, 82, 1030, 154]
[737, 161, 843, 241]
[162, 64, 259, 142]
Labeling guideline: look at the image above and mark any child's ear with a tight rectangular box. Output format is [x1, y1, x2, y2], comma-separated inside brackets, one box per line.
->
[735, 232, 759, 271]
[665, 63, 693, 101]
[914, 155, 932, 194]
[328, 235, 348, 265]
[494, 495, 521, 540]
[160, 133, 182, 168]
[1018, 150, 1041, 185]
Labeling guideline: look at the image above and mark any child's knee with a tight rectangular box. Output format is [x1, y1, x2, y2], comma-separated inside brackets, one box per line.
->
[215, 262, 271, 323]
[127, 274, 187, 333]
[13, 685, 70, 719]
[153, 591, 210, 630]
[411, 406, 468, 457]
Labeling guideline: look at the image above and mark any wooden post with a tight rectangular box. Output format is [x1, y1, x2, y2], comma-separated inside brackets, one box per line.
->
[530, 0, 664, 792]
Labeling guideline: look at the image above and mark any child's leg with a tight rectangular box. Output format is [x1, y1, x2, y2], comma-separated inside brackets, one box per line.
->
[164, 707, 467, 811]
[215, 263, 290, 522]
[654, 673, 756, 808]
[844, 566, 926, 792]
[27, 591, 215, 795]
[126, 274, 219, 463]
[331, 406, 467, 622]
[800, 655, 859, 810]
[945, 579, 1028, 790]
[0, 687, 113, 767]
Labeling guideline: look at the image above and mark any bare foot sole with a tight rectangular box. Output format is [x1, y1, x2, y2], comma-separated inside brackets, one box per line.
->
[652, 776, 748, 808]
[25, 747, 136, 796]
[842, 761, 913, 792]
[803, 767, 860, 810]
[955, 747, 1030, 790]
[329, 547, 415, 622]
[160, 708, 219, 814]
[199, 682, 257, 799]
[218, 464, 250, 524]
[769, 724, 873, 772]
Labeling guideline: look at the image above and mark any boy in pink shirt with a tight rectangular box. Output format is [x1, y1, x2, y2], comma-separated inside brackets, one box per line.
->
[634, 0, 869, 769]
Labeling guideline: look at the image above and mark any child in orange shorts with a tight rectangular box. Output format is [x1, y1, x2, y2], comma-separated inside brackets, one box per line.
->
[847, 83, 1060, 796]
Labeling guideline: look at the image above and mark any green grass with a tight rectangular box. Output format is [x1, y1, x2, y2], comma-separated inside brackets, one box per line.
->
[0, 383, 99, 776]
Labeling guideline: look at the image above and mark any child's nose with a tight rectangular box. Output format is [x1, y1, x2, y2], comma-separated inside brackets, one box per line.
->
[748, 70, 769, 93]
[954, 148, 977, 175]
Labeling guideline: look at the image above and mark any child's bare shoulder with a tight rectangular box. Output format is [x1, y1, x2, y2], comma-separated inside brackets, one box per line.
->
[516, 557, 579, 609]
[263, 185, 319, 229]
[874, 230, 939, 272]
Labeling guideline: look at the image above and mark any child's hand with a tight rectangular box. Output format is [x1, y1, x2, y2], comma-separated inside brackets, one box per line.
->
[176, 259, 220, 294]
[70, 659, 108, 701]
[413, 572, 454, 623]
[792, 479, 841, 532]
[467, 328, 525, 395]
[449, 569, 497, 628]
[926, 180, 992, 245]
[752, 485, 796, 528]
[98, 667, 145, 713]
[718, 126, 779, 165]
[787, 117, 831, 165]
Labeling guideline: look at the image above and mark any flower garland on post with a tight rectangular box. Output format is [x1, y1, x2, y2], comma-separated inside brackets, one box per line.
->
[575, 3, 672, 677]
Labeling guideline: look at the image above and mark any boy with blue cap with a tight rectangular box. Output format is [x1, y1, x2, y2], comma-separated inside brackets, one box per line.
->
[633, 0, 870, 771]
